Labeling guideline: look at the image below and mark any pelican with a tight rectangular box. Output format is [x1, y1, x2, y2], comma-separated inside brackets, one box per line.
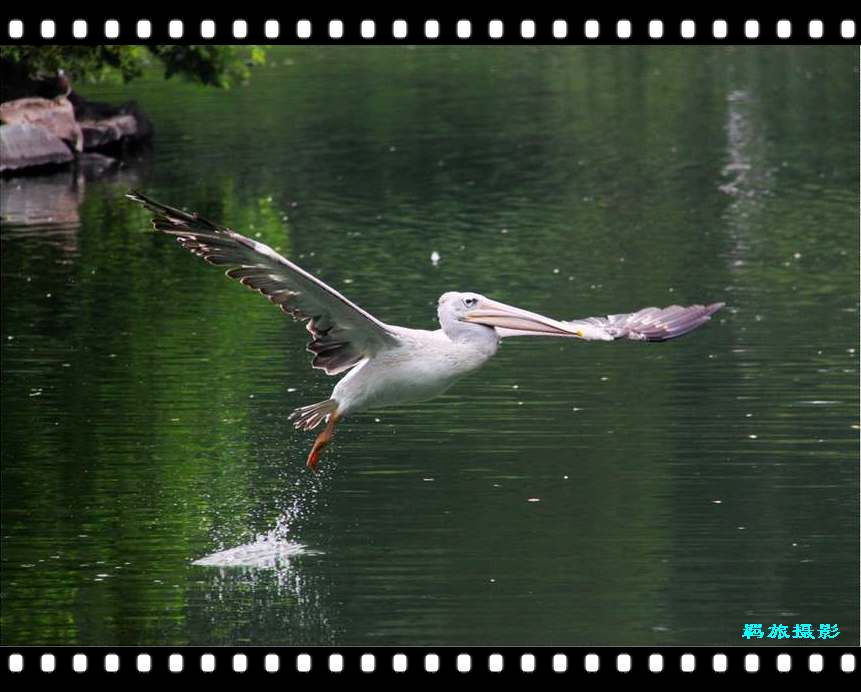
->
[127, 191, 724, 471]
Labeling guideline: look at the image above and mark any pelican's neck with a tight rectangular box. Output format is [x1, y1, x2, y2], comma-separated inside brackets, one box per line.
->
[440, 316, 500, 355]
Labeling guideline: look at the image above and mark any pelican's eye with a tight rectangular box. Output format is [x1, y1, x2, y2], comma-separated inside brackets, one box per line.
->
[463, 297, 478, 308]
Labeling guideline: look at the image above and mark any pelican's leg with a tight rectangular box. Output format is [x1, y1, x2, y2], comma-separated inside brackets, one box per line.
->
[306, 413, 340, 472]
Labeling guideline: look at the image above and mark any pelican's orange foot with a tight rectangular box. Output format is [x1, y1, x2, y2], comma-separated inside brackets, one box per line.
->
[306, 444, 326, 472]
[306, 414, 339, 472]
[306, 449, 321, 472]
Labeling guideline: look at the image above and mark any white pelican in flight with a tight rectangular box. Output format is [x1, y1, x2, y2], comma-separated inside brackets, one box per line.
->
[128, 191, 724, 471]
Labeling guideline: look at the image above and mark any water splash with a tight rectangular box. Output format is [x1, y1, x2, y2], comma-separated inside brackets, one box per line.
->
[192, 537, 320, 568]
[193, 495, 323, 569]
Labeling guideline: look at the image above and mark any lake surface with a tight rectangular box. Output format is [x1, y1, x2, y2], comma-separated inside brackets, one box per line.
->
[1, 46, 858, 647]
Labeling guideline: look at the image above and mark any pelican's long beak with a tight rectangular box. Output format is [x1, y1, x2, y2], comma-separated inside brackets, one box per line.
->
[464, 298, 586, 338]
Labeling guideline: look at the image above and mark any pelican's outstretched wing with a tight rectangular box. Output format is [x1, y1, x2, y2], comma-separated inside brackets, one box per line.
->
[127, 190, 400, 374]
[562, 303, 725, 342]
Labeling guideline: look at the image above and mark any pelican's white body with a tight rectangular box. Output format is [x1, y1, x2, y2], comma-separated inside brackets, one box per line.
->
[332, 325, 499, 417]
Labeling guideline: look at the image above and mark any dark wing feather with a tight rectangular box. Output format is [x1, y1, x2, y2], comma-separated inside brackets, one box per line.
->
[127, 190, 399, 374]
[563, 303, 725, 342]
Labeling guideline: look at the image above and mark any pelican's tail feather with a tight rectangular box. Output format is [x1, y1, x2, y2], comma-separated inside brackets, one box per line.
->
[288, 399, 338, 432]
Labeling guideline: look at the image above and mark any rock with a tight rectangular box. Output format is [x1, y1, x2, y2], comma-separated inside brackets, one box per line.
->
[70, 94, 153, 150]
[79, 114, 141, 151]
[0, 91, 152, 174]
[0, 96, 82, 151]
[0, 123, 74, 172]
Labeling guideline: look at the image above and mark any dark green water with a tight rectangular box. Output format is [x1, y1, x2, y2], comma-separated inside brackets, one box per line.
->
[1, 46, 858, 647]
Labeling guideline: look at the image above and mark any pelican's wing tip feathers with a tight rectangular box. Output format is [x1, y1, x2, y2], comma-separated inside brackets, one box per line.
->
[566, 301, 725, 343]
[126, 188, 169, 214]
[126, 189, 161, 218]
[615, 301, 725, 342]
[126, 188, 223, 235]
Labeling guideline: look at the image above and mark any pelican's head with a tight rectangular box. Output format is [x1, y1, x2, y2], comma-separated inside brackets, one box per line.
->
[437, 291, 484, 320]
[437, 291, 586, 341]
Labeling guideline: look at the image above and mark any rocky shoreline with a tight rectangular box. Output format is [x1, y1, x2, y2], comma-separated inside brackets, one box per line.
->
[0, 92, 152, 175]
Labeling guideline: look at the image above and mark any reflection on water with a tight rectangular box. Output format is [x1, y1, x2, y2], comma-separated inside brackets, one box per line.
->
[1, 46, 858, 647]
[1, 172, 84, 229]
[1, 156, 142, 229]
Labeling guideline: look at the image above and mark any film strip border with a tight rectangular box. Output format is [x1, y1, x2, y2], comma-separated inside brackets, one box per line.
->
[2, 15, 859, 43]
[1, 12, 857, 679]
[4, 648, 858, 675]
